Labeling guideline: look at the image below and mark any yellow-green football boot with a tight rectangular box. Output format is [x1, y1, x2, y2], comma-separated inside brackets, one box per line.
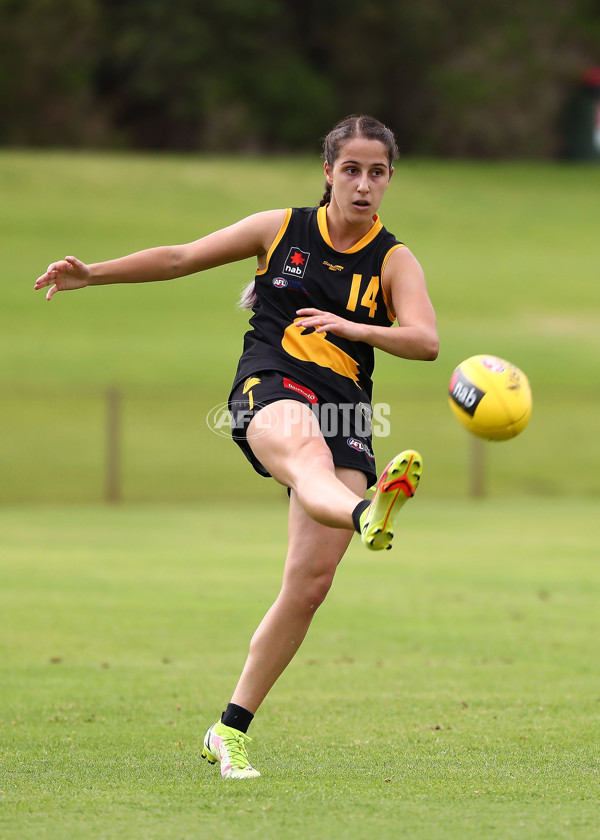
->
[360, 450, 422, 551]
[202, 721, 260, 779]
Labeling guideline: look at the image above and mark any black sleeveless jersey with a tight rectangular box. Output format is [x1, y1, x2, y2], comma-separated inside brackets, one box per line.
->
[232, 206, 404, 405]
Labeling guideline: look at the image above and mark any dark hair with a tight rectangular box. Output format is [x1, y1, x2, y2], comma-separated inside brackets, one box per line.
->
[239, 116, 398, 311]
[320, 115, 399, 206]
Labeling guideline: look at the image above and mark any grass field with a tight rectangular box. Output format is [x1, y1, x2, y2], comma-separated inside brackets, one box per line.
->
[1, 151, 599, 837]
[2, 151, 600, 501]
[1, 500, 599, 839]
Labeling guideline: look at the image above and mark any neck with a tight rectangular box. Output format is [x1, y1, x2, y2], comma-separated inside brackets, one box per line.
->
[325, 203, 377, 251]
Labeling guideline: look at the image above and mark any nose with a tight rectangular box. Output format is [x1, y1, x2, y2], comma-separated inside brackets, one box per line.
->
[357, 173, 370, 193]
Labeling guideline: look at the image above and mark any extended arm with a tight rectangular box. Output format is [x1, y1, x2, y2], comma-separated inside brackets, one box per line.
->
[34, 210, 287, 301]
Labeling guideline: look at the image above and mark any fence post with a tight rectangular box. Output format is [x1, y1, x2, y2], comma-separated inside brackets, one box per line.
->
[469, 435, 486, 498]
[105, 387, 121, 503]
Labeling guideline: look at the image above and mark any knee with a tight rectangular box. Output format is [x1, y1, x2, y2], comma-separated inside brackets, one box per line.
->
[286, 570, 335, 616]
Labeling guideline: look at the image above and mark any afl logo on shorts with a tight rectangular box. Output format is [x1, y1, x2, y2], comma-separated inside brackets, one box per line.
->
[347, 438, 375, 460]
[272, 277, 288, 289]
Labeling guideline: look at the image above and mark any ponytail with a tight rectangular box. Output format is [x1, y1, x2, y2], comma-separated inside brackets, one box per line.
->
[319, 183, 332, 207]
[238, 280, 257, 310]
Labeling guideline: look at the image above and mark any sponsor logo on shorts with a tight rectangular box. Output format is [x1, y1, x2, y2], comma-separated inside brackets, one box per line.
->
[283, 247, 310, 278]
[449, 369, 485, 416]
[243, 376, 261, 393]
[242, 376, 262, 410]
[346, 437, 375, 460]
[283, 377, 318, 403]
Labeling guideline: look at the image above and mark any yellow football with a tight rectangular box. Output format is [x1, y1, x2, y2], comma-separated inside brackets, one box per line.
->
[448, 355, 532, 441]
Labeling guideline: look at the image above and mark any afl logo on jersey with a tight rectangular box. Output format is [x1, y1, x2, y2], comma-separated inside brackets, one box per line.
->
[283, 247, 310, 278]
[272, 277, 288, 289]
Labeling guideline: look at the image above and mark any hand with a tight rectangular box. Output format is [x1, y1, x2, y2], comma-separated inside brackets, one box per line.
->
[34, 256, 91, 301]
[295, 308, 367, 342]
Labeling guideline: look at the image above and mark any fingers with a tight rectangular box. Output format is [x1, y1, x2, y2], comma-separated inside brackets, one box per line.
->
[34, 257, 76, 295]
[296, 309, 333, 327]
[46, 284, 58, 301]
[311, 322, 335, 333]
[295, 308, 361, 340]
[296, 308, 320, 317]
[296, 316, 335, 333]
[34, 270, 55, 290]
[47, 260, 69, 275]
[35, 261, 66, 285]
[296, 307, 329, 327]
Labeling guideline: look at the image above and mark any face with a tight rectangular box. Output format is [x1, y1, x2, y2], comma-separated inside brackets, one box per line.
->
[324, 137, 393, 223]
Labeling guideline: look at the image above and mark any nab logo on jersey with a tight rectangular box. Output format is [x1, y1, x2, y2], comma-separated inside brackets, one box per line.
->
[283, 247, 310, 278]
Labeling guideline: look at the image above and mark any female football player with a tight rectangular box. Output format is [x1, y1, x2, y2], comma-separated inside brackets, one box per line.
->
[35, 115, 438, 779]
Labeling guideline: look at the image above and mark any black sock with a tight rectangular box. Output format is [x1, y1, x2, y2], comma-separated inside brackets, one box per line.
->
[352, 499, 371, 534]
[221, 702, 254, 734]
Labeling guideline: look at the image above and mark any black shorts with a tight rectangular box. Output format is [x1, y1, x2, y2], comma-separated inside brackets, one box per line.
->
[228, 370, 377, 487]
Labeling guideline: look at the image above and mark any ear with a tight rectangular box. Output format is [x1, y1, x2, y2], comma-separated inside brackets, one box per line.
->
[324, 160, 333, 186]
[389, 166, 394, 181]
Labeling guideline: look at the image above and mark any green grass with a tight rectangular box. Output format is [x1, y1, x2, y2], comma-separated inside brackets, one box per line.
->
[1, 500, 599, 839]
[2, 151, 600, 501]
[1, 152, 599, 833]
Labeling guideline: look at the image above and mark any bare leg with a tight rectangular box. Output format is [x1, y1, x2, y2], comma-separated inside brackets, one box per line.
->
[247, 399, 365, 529]
[230, 466, 367, 714]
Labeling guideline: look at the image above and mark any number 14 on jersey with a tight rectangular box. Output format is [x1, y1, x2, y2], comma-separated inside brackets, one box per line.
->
[346, 274, 379, 318]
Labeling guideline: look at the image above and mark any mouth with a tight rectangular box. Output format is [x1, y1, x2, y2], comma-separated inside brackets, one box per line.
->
[352, 200, 371, 210]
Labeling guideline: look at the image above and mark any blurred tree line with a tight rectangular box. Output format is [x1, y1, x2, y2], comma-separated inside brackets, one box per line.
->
[1, 0, 598, 157]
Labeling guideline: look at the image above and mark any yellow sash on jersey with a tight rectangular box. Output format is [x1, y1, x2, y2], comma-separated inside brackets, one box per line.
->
[281, 319, 360, 386]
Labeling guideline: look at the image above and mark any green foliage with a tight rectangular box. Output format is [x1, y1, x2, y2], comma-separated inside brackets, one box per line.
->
[1, 0, 599, 155]
[1, 499, 600, 838]
[0, 0, 108, 146]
